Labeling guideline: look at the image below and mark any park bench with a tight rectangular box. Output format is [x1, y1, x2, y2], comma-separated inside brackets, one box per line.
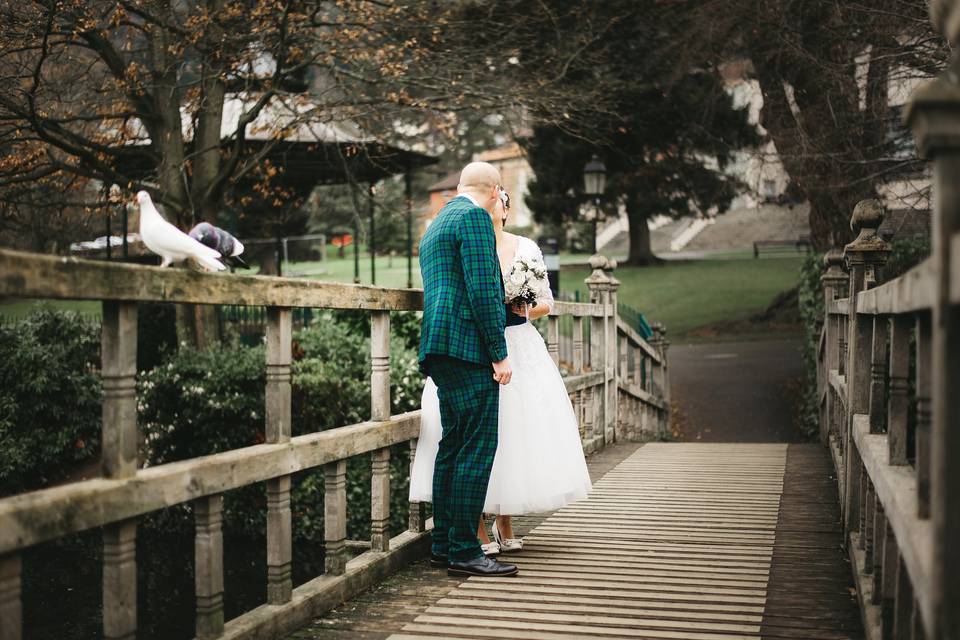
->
[753, 236, 812, 257]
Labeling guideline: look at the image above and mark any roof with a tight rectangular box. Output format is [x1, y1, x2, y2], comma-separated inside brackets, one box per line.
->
[476, 142, 524, 163]
[428, 172, 460, 192]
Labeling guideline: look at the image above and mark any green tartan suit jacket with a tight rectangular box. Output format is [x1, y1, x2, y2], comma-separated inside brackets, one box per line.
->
[418, 195, 507, 370]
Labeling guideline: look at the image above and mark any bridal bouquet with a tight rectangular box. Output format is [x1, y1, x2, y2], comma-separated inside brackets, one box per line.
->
[504, 256, 550, 309]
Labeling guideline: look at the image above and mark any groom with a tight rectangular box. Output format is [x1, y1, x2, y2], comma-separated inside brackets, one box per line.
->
[418, 161, 518, 577]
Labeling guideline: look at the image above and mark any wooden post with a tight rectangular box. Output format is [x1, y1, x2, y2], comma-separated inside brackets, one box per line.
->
[265, 308, 292, 605]
[907, 55, 960, 637]
[101, 300, 138, 640]
[408, 439, 427, 533]
[842, 200, 891, 537]
[916, 312, 932, 519]
[0, 554, 21, 640]
[324, 459, 348, 575]
[370, 311, 391, 422]
[195, 495, 224, 639]
[887, 315, 911, 465]
[547, 315, 559, 366]
[371, 448, 390, 552]
[821, 250, 847, 444]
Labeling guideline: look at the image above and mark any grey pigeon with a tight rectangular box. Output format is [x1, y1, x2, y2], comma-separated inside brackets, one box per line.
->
[137, 191, 226, 271]
[188, 222, 248, 268]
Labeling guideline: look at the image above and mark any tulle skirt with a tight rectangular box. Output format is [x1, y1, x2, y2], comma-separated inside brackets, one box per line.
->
[409, 322, 592, 514]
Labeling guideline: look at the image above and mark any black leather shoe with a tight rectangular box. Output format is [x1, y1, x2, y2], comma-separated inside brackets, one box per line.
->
[429, 553, 447, 568]
[447, 555, 519, 577]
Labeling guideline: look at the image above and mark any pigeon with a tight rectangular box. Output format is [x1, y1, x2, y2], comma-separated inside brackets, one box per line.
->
[188, 222, 248, 268]
[136, 191, 226, 271]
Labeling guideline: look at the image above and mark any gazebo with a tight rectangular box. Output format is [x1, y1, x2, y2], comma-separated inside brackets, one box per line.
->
[101, 93, 437, 286]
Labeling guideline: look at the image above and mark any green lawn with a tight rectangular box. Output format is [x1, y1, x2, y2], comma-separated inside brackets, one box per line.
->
[560, 256, 804, 337]
[1, 250, 804, 339]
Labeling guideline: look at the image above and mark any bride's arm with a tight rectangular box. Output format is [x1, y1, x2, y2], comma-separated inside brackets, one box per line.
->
[510, 239, 554, 320]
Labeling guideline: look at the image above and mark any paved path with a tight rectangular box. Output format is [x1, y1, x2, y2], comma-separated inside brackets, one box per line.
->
[670, 339, 805, 443]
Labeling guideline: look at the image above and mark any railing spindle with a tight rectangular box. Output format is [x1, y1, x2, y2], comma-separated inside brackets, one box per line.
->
[194, 495, 224, 639]
[265, 307, 293, 605]
[547, 315, 559, 366]
[101, 300, 139, 640]
[894, 553, 915, 639]
[915, 313, 932, 519]
[887, 315, 911, 465]
[408, 439, 427, 533]
[370, 311, 391, 421]
[0, 553, 21, 640]
[371, 448, 390, 552]
[324, 460, 348, 575]
[869, 316, 888, 433]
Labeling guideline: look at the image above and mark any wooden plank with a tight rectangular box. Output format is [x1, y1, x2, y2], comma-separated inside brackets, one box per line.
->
[0, 247, 423, 310]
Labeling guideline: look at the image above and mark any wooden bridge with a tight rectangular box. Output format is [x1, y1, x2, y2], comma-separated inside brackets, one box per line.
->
[2, 51, 960, 640]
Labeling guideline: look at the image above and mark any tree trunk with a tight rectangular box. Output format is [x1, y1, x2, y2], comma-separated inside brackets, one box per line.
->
[625, 191, 659, 266]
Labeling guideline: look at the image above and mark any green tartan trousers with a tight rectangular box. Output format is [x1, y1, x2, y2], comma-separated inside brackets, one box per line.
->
[427, 356, 500, 562]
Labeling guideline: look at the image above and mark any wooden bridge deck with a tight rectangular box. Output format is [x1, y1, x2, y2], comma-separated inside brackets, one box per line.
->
[288, 442, 862, 640]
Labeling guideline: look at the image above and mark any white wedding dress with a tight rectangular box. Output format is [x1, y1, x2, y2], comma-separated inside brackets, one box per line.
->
[409, 236, 592, 515]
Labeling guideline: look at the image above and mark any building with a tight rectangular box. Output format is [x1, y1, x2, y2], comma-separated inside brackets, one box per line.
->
[421, 142, 536, 237]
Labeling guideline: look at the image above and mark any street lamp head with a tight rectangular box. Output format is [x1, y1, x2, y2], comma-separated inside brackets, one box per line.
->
[583, 155, 607, 197]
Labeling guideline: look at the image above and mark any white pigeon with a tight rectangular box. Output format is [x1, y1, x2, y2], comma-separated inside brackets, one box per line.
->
[136, 191, 226, 271]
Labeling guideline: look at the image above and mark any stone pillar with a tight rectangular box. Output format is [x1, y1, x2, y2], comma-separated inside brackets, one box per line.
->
[841, 200, 890, 537]
[585, 255, 612, 445]
[821, 250, 847, 444]
[906, 46, 960, 637]
[604, 260, 621, 443]
[650, 322, 670, 435]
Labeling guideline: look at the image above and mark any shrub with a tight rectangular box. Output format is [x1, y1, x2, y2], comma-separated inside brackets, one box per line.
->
[0, 309, 101, 496]
[138, 311, 424, 542]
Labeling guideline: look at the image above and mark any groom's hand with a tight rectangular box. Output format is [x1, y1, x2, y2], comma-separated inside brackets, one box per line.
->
[492, 357, 512, 385]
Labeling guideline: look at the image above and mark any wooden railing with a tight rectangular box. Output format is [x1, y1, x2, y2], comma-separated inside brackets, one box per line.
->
[815, 65, 960, 639]
[0, 247, 669, 640]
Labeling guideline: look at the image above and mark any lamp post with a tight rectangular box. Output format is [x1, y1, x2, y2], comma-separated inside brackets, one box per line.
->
[583, 155, 607, 254]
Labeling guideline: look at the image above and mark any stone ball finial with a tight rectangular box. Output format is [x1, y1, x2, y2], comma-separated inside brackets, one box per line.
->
[850, 199, 885, 233]
[823, 249, 844, 268]
[589, 254, 609, 270]
[606, 258, 618, 271]
[931, 0, 960, 47]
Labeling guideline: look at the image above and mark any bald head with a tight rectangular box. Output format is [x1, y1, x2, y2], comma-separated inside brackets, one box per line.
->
[457, 161, 502, 213]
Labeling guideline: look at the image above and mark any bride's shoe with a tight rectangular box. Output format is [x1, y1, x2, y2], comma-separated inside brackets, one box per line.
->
[481, 541, 501, 556]
[491, 520, 523, 553]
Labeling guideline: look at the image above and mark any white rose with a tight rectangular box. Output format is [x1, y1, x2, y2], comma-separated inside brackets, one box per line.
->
[510, 270, 525, 285]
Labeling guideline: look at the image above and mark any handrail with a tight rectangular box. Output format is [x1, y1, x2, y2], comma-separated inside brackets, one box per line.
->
[616, 316, 660, 363]
[0, 413, 420, 554]
[855, 258, 935, 315]
[0, 247, 422, 310]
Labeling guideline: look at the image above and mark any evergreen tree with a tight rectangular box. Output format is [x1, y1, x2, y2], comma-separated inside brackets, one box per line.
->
[523, 3, 759, 265]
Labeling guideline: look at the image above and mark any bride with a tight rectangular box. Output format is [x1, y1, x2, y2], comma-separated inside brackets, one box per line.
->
[409, 188, 592, 555]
